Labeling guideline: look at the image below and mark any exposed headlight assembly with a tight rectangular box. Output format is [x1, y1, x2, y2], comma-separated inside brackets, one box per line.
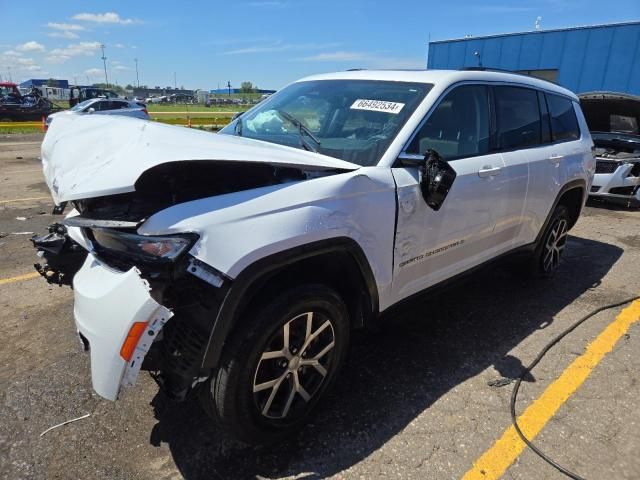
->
[91, 229, 198, 262]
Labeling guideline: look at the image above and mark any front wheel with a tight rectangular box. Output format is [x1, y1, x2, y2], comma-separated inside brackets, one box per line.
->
[199, 284, 349, 444]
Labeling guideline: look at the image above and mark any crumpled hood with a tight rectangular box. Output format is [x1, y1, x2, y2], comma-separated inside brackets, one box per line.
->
[41, 114, 360, 203]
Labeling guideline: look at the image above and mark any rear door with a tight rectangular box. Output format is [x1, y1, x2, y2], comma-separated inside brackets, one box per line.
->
[391, 83, 509, 301]
[524, 92, 582, 243]
[492, 85, 542, 248]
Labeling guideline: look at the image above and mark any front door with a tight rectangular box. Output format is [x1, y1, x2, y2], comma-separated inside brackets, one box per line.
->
[391, 84, 510, 302]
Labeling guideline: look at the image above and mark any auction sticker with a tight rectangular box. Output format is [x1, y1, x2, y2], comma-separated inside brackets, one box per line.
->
[350, 99, 405, 114]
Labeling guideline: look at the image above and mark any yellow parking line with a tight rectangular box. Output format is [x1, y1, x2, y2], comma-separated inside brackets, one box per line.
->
[0, 196, 49, 204]
[0, 271, 41, 286]
[462, 299, 640, 480]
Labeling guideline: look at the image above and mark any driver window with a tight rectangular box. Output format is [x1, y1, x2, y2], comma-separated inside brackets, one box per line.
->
[407, 85, 490, 160]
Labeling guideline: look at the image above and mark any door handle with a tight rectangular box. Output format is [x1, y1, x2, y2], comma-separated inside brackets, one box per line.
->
[548, 154, 564, 164]
[478, 166, 502, 178]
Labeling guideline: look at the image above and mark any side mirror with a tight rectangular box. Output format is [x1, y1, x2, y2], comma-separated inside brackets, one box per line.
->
[87, 107, 95, 114]
[231, 111, 243, 121]
[419, 149, 457, 211]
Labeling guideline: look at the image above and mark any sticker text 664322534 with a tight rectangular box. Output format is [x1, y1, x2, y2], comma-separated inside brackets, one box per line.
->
[350, 99, 405, 114]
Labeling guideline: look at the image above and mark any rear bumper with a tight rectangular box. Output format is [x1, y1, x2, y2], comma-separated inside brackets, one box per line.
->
[73, 253, 172, 400]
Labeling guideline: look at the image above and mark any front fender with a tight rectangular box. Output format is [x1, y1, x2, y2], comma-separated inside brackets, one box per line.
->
[138, 168, 397, 308]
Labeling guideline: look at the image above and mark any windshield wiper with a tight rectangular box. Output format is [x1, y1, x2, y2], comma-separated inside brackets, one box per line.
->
[276, 109, 321, 153]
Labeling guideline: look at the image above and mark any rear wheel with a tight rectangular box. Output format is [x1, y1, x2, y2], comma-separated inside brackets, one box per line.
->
[528, 204, 570, 277]
[199, 284, 349, 444]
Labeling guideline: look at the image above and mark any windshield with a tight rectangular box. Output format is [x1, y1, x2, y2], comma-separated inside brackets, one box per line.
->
[70, 99, 95, 111]
[0, 86, 19, 98]
[220, 79, 432, 166]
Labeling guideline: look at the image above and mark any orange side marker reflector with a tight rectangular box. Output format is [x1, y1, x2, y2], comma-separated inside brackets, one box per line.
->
[120, 322, 149, 361]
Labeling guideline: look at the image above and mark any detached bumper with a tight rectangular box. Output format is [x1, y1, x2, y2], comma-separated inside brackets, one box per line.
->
[73, 253, 172, 400]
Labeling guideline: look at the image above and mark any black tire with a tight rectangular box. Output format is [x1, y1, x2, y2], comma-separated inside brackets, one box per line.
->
[198, 284, 349, 444]
[527, 204, 570, 277]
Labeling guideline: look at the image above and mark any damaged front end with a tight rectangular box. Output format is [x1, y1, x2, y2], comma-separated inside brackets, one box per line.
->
[34, 115, 359, 402]
[71, 239, 227, 401]
[35, 163, 344, 401]
[31, 222, 87, 286]
[580, 92, 640, 207]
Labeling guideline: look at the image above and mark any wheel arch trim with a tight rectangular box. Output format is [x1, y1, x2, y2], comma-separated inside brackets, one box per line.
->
[535, 179, 586, 246]
[199, 237, 379, 370]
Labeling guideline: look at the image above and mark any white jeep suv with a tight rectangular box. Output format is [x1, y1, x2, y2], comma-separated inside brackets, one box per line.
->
[33, 69, 594, 443]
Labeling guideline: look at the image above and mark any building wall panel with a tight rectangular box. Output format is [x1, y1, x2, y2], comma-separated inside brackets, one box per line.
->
[427, 22, 640, 95]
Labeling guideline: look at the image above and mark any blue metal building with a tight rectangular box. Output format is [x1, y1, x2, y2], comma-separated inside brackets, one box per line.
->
[427, 21, 640, 95]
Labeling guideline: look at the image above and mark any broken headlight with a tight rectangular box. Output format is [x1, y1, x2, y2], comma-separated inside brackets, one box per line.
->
[91, 229, 198, 262]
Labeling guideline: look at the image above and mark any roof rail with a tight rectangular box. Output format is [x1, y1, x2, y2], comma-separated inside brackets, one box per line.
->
[459, 66, 560, 85]
[461, 66, 514, 73]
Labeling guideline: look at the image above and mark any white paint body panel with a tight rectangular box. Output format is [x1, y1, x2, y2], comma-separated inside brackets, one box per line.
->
[391, 150, 513, 300]
[73, 254, 172, 400]
[139, 167, 399, 310]
[41, 114, 360, 204]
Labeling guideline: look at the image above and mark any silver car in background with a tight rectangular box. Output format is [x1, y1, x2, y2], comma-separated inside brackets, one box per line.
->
[46, 98, 149, 126]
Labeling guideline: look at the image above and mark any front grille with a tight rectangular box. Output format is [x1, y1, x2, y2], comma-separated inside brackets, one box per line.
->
[161, 320, 208, 376]
[595, 160, 620, 174]
[590, 186, 600, 193]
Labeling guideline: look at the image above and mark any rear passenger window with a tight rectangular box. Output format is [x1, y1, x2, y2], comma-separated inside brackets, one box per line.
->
[495, 87, 541, 149]
[407, 85, 489, 160]
[546, 94, 580, 141]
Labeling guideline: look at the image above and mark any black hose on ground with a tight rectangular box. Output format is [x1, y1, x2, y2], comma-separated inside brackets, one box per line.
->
[510, 295, 640, 480]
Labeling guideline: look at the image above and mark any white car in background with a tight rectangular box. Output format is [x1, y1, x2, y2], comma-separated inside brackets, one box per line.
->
[46, 98, 149, 127]
[33, 69, 594, 444]
[581, 92, 640, 207]
[145, 95, 167, 104]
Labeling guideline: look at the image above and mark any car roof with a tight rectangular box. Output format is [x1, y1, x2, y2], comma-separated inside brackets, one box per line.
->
[86, 98, 133, 105]
[296, 69, 578, 100]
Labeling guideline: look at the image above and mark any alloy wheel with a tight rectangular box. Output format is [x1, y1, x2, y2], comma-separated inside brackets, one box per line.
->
[252, 311, 336, 420]
[542, 218, 568, 273]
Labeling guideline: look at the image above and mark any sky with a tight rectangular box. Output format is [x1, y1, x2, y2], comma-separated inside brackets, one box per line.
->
[0, 0, 639, 90]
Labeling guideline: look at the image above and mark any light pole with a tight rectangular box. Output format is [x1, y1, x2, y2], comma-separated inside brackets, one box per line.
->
[174, 72, 177, 90]
[227, 80, 231, 96]
[134, 58, 140, 88]
[100, 44, 109, 86]
[7, 66, 12, 82]
[474, 50, 483, 68]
